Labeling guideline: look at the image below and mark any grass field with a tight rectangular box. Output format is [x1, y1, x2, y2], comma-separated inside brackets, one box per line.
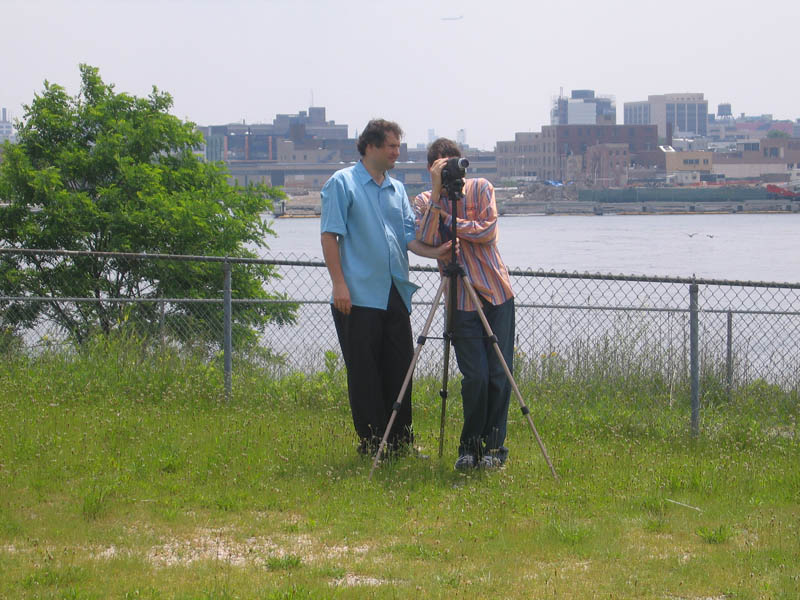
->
[0, 339, 798, 599]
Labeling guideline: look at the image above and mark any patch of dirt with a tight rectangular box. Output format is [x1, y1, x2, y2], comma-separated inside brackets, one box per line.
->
[148, 529, 280, 567]
[95, 545, 119, 560]
[146, 528, 371, 567]
[331, 574, 387, 587]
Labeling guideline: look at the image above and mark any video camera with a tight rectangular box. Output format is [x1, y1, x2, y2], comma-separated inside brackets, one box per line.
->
[440, 157, 469, 189]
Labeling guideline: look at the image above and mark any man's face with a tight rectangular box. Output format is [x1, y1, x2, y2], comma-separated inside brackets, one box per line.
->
[368, 132, 401, 172]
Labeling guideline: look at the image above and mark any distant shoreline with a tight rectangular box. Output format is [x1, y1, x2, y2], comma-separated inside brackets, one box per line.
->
[499, 198, 799, 217]
[274, 207, 800, 218]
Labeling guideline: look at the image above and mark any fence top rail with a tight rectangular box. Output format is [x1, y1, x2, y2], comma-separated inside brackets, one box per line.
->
[504, 268, 800, 289]
[4, 295, 799, 317]
[2, 247, 799, 290]
[0, 247, 271, 266]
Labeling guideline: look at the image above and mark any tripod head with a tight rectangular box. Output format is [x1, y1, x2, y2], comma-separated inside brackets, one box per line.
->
[439, 157, 468, 278]
[440, 157, 469, 198]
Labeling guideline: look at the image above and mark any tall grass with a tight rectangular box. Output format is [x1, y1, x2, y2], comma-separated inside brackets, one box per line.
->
[0, 336, 798, 598]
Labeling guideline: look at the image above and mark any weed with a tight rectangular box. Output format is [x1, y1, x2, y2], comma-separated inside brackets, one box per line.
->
[550, 519, 593, 546]
[22, 565, 87, 588]
[696, 524, 734, 544]
[266, 555, 302, 571]
[81, 485, 114, 521]
[263, 587, 313, 600]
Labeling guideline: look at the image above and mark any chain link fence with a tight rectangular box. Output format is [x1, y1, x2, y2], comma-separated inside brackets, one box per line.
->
[3, 248, 799, 427]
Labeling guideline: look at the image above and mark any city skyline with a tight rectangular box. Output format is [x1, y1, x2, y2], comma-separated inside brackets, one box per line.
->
[2, 0, 798, 150]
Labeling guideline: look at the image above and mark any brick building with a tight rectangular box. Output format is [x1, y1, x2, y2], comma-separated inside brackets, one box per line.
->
[539, 125, 658, 181]
[495, 132, 543, 179]
[497, 125, 657, 181]
[710, 136, 800, 180]
[585, 143, 630, 187]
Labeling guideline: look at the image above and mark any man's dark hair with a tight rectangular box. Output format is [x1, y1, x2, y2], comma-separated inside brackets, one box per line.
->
[427, 137, 461, 167]
[357, 119, 404, 156]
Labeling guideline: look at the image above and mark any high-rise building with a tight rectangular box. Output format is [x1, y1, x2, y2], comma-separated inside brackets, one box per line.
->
[0, 108, 14, 143]
[551, 90, 616, 126]
[624, 93, 708, 138]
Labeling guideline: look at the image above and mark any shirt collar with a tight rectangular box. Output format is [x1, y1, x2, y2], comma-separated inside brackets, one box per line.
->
[355, 160, 397, 191]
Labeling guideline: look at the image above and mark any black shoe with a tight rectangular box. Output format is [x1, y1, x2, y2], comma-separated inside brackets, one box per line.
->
[357, 439, 380, 458]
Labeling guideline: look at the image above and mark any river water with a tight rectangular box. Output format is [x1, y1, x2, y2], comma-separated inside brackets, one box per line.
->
[256, 213, 800, 384]
[265, 213, 800, 283]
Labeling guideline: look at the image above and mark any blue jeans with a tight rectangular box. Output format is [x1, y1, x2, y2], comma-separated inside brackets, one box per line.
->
[452, 297, 515, 460]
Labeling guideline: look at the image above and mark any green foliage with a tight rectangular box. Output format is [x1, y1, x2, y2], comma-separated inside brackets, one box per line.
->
[265, 555, 302, 571]
[81, 483, 115, 521]
[766, 129, 790, 138]
[22, 565, 88, 588]
[696, 524, 734, 544]
[0, 64, 294, 345]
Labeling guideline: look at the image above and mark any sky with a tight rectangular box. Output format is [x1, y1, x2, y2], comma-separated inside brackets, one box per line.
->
[3, 0, 799, 150]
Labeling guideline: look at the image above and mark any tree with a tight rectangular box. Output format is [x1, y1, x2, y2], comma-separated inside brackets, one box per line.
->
[766, 129, 790, 139]
[0, 64, 294, 347]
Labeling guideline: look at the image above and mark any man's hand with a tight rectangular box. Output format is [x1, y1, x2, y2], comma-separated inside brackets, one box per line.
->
[408, 238, 458, 262]
[429, 157, 449, 198]
[433, 239, 459, 263]
[321, 232, 353, 315]
[332, 280, 352, 315]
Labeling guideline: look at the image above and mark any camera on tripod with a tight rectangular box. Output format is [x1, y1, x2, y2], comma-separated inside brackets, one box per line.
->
[441, 157, 469, 189]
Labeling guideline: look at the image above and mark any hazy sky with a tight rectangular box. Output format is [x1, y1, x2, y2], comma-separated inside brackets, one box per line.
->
[3, 0, 798, 150]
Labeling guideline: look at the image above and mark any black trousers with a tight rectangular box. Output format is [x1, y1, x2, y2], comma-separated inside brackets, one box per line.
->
[331, 284, 414, 451]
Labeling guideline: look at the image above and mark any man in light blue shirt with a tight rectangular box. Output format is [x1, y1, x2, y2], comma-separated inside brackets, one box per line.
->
[321, 119, 451, 457]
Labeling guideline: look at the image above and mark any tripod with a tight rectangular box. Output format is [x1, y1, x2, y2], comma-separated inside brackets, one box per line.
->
[369, 175, 558, 481]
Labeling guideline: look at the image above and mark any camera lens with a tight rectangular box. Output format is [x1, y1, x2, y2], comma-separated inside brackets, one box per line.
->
[457, 158, 469, 169]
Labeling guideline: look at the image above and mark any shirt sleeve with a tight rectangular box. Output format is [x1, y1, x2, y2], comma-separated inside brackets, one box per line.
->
[320, 174, 349, 236]
[414, 192, 442, 246]
[400, 187, 416, 245]
[440, 179, 498, 244]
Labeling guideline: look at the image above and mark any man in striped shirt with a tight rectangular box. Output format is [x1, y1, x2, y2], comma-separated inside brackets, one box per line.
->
[414, 138, 516, 471]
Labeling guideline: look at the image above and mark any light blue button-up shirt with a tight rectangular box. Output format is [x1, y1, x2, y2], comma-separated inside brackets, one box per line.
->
[320, 161, 419, 312]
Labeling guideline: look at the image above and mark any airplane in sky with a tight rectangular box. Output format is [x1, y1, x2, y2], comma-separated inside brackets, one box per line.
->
[441, 15, 464, 21]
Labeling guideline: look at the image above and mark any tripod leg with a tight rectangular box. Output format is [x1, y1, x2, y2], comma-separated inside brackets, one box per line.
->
[461, 276, 559, 481]
[438, 338, 452, 458]
[438, 277, 455, 458]
[369, 279, 447, 479]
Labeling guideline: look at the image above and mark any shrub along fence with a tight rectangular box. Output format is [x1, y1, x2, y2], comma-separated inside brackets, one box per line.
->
[2, 248, 799, 436]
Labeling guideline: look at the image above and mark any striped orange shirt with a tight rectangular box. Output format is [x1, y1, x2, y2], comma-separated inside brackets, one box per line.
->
[414, 178, 514, 311]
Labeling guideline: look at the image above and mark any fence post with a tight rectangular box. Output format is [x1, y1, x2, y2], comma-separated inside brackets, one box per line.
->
[158, 295, 166, 351]
[726, 310, 733, 401]
[223, 260, 232, 402]
[689, 282, 700, 437]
